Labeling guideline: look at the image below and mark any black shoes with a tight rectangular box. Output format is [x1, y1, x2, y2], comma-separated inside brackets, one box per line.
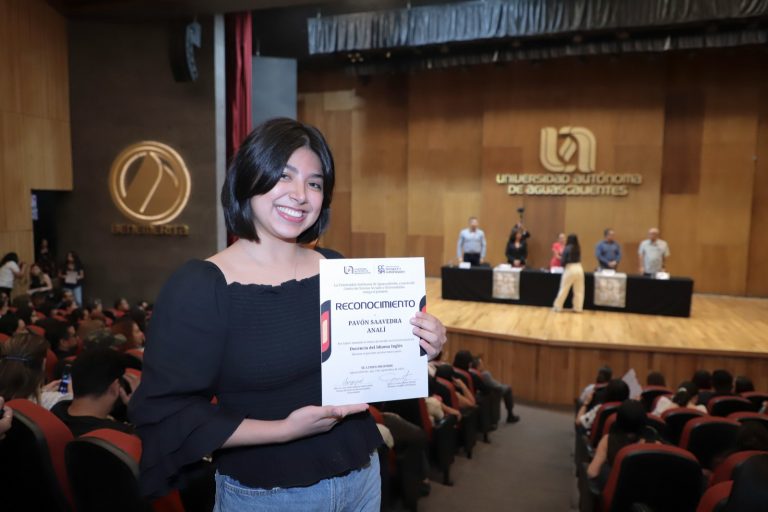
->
[506, 414, 520, 423]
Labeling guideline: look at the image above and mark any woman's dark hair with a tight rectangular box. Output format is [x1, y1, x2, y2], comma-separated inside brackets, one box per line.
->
[735, 376, 755, 394]
[0, 332, 48, 402]
[565, 234, 581, 262]
[1, 252, 19, 266]
[692, 369, 712, 390]
[221, 118, 335, 244]
[607, 399, 647, 465]
[15, 306, 33, 326]
[672, 381, 699, 407]
[604, 379, 630, 403]
[453, 350, 473, 371]
[435, 363, 455, 381]
[68, 308, 86, 327]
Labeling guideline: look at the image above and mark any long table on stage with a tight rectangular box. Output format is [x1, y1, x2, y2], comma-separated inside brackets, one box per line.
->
[441, 266, 694, 317]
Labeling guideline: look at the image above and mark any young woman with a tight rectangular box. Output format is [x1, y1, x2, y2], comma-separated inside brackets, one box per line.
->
[505, 228, 528, 267]
[651, 381, 706, 416]
[59, 251, 85, 306]
[587, 399, 659, 487]
[550, 233, 566, 268]
[0, 252, 24, 299]
[27, 262, 53, 300]
[129, 119, 447, 510]
[553, 234, 585, 312]
[0, 332, 71, 410]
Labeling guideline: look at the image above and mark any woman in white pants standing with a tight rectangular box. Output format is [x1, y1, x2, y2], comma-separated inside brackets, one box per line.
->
[553, 234, 584, 312]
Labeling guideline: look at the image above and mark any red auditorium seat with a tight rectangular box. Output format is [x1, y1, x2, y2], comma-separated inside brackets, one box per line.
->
[707, 396, 754, 417]
[695, 481, 732, 512]
[0, 399, 74, 512]
[741, 391, 768, 411]
[710, 450, 768, 487]
[680, 417, 740, 470]
[727, 411, 768, 430]
[589, 401, 622, 447]
[641, 386, 673, 412]
[126, 348, 145, 360]
[662, 407, 705, 445]
[27, 324, 46, 337]
[602, 444, 703, 512]
[0, 332, 9, 343]
[65, 428, 185, 512]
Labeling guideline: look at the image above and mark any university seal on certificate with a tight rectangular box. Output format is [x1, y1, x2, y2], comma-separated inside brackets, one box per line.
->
[319, 258, 428, 406]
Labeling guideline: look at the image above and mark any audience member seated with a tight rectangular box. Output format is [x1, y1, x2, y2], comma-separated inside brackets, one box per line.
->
[36, 317, 78, 359]
[0, 332, 71, 409]
[110, 316, 145, 352]
[724, 453, 768, 512]
[27, 262, 53, 300]
[693, 369, 714, 405]
[700, 369, 736, 407]
[579, 366, 613, 407]
[734, 421, 768, 453]
[114, 297, 131, 316]
[51, 347, 137, 437]
[587, 399, 659, 488]
[379, 410, 432, 496]
[577, 379, 630, 433]
[471, 355, 519, 423]
[646, 371, 666, 387]
[735, 376, 755, 395]
[435, 364, 475, 409]
[652, 381, 707, 416]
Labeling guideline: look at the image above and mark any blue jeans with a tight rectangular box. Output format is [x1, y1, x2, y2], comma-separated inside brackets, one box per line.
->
[213, 452, 380, 512]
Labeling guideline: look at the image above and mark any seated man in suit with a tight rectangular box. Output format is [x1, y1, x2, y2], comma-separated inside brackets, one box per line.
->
[52, 347, 138, 437]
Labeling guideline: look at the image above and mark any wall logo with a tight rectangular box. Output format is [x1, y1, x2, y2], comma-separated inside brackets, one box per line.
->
[496, 126, 642, 197]
[109, 141, 191, 226]
[539, 126, 596, 173]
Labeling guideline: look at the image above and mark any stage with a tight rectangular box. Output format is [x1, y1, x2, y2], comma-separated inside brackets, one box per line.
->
[427, 278, 768, 406]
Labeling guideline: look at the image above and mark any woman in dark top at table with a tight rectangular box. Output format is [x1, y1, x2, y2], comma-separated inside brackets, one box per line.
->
[505, 227, 529, 267]
[553, 233, 585, 312]
[128, 118, 447, 511]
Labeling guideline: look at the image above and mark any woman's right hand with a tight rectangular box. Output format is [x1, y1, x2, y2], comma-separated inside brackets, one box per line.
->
[283, 403, 369, 441]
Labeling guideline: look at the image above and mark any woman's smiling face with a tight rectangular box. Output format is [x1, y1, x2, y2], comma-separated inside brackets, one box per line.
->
[249, 146, 325, 243]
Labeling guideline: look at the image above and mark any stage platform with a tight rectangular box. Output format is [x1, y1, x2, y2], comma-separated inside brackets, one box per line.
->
[427, 278, 768, 406]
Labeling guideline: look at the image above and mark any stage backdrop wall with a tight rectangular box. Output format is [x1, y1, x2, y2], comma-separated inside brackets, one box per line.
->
[0, 0, 72, 264]
[57, 18, 224, 303]
[299, 51, 768, 297]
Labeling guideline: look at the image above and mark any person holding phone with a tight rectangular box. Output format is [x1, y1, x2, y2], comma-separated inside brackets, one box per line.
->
[129, 119, 447, 510]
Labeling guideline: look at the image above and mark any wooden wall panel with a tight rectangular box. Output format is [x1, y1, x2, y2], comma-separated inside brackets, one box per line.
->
[747, 79, 768, 296]
[0, 0, 71, 266]
[300, 51, 768, 294]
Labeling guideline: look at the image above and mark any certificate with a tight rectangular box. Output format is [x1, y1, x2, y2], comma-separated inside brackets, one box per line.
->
[319, 257, 428, 406]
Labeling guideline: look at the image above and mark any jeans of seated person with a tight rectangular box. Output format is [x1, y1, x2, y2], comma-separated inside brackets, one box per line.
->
[213, 451, 380, 512]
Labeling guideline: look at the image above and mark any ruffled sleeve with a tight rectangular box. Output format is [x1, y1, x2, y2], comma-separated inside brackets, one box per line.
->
[128, 260, 245, 498]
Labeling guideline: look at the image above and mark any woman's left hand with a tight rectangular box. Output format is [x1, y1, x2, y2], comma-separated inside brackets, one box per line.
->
[410, 311, 447, 360]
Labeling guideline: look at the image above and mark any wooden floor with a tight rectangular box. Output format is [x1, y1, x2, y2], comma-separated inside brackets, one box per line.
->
[427, 278, 768, 356]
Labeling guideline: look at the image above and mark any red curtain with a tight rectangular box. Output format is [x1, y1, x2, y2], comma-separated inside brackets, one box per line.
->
[225, 12, 252, 245]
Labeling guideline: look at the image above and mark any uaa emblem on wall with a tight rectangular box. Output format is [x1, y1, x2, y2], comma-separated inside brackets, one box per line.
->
[108, 141, 191, 226]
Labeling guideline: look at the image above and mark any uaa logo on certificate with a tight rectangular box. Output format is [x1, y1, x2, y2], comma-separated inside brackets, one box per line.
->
[539, 126, 596, 173]
[108, 141, 191, 226]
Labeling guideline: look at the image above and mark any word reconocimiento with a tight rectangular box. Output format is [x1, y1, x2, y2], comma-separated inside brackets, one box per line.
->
[335, 300, 416, 311]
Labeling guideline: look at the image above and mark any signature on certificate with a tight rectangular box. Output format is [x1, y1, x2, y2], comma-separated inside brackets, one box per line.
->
[379, 370, 414, 385]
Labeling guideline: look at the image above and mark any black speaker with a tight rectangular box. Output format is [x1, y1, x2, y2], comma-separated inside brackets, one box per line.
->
[169, 21, 201, 82]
